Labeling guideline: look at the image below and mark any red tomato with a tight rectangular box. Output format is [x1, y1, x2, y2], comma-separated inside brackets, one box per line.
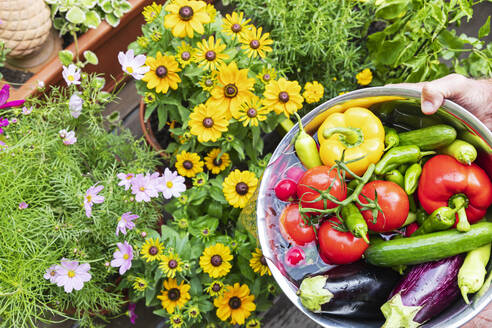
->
[357, 180, 409, 232]
[274, 179, 297, 202]
[279, 203, 316, 246]
[297, 166, 347, 212]
[317, 217, 369, 265]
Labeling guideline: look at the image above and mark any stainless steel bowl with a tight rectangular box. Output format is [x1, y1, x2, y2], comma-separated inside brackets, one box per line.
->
[256, 87, 492, 328]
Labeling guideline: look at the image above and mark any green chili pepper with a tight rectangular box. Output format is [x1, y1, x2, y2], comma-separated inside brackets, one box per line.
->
[347, 179, 359, 193]
[404, 163, 422, 195]
[294, 113, 322, 169]
[412, 206, 457, 236]
[375, 145, 435, 175]
[384, 126, 399, 151]
[416, 208, 428, 226]
[342, 203, 370, 244]
[408, 194, 417, 213]
[440, 139, 478, 165]
[398, 163, 409, 175]
[384, 169, 404, 188]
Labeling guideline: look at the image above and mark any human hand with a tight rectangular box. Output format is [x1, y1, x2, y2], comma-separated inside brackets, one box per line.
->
[388, 74, 492, 130]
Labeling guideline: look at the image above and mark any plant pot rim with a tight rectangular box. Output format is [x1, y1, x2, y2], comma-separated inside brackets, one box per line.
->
[139, 98, 170, 160]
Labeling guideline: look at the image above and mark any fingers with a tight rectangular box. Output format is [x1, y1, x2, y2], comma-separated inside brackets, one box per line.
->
[420, 74, 470, 115]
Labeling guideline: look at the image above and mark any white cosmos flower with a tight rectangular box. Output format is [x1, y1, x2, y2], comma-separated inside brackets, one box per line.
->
[118, 49, 149, 80]
[160, 168, 186, 199]
[62, 64, 81, 86]
[69, 93, 83, 118]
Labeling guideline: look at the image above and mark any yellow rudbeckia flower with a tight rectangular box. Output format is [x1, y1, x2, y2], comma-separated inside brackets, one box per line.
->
[164, 0, 211, 38]
[142, 52, 181, 94]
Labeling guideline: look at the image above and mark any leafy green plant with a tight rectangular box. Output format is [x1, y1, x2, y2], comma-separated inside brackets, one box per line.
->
[229, 0, 375, 102]
[46, 0, 132, 35]
[0, 73, 162, 327]
[367, 0, 492, 84]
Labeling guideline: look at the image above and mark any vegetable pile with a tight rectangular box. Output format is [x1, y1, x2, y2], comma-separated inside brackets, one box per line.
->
[271, 105, 492, 327]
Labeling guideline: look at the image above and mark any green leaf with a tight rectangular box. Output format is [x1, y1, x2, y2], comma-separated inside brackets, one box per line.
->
[198, 299, 214, 312]
[190, 276, 202, 296]
[85, 11, 101, 29]
[161, 224, 180, 242]
[100, 0, 113, 13]
[80, 0, 97, 8]
[438, 30, 465, 50]
[157, 106, 169, 130]
[375, 0, 411, 20]
[66, 7, 86, 24]
[58, 50, 74, 66]
[105, 13, 120, 27]
[83, 50, 99, 65]
[237, 256, 255, 281]
[479, 16, 491, 39]
[145, 287, 157, 306]
[153, 309, 168, 317]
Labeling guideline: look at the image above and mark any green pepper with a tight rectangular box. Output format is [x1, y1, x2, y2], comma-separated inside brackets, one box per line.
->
[384, 126, 399, 151]
[294, 113, 322, 169]
[407, 194, 417, 213]
[342, 203, 370, 244]
[458, 243, 491, 304]
[416, 208, 427, 226]
[440, 139, 477, 165]
[398, 163, 409, 175]
[412, 206, 457, 237]
[404, 163, 422, 195]
[384, 169, 404, 188]
[375, 145, 435, 175]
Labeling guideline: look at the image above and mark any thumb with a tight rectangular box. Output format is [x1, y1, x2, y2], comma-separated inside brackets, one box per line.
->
[420, 74, 470, 115]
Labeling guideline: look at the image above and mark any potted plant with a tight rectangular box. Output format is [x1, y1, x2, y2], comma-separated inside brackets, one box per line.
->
[4, 0, 157, 101]
[117, 1, 326, 326]
[0, 50, 187, 326]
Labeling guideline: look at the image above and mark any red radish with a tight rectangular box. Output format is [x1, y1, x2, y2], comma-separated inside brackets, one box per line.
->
[275, 179, 297, 201]
[285, 247, 305, 266]
[286, 166, 305, 183]
[405, 223, 419, 237]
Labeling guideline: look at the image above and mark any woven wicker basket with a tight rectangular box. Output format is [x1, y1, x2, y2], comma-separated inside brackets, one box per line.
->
[0, 0, 52, 58]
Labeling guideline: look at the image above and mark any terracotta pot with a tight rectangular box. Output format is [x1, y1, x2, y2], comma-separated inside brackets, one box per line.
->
[138, 98, 171, 160]
[5, 0, 156, 101]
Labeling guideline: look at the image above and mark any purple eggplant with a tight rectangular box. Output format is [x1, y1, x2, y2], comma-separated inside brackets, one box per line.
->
[297, 261, 400, 319]
[381, 255, 464, 327]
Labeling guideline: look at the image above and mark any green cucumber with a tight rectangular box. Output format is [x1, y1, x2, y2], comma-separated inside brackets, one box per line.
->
[364, 222, 492, 267]
[398, 124, 457, 150]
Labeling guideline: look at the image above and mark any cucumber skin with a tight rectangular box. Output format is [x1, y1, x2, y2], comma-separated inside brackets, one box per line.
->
[365, 222, 492, 267]
[398, 124, 457, 150]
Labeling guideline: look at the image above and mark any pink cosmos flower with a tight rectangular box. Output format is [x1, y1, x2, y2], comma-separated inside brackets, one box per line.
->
[110, 241, 133, 275]
[0, 84, 25, 109]
[118, 49, 149, 80]
[18, 202, 28, 209]
[117, 173, 135, 190]
[62, 130, 77, 145]
[54, 259, 91, 293]
[62, 64, 81, 86]
[127, 303, 138, 324]
[69, 93, 83, 118]
[116, 212, 139, 236]
[0, 117, 8, 134]
[43, 265, 58, 283]
[130, 173, 158, 202]
[84, 183, 104, 218]
[22, 106, 33, 115]
[159, 168, 186, 199]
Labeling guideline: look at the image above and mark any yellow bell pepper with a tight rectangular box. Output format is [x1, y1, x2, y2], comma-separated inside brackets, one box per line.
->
[317, 107, 385, 176]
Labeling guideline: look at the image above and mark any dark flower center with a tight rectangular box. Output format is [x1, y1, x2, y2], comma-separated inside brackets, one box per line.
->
[139, 282, 145, 287]
[212, 283, 222, 292]
[181, 51, 191, 61]
[205, 50, 216, 61]
[205, 79, 213, 87]
[231, 23, 242, 33]
[224, 84, 238, 98]
[235, 182, 249, 195]
[247, 108, 257, 118]
[173, 317, 182, 324]
[156, 66, 167, 77]
[179, 6, 194, 20]
[229, 296, 242, 309]
[260, 255, 267, 265]
[213, 157, 222, 166]
[263, 73, 271, 81]
[202, 117, 214, 128]
[249, 40, 260, 49]
[183, 160, 193, 170]
[149, 246, 159, 255]
[279, 91, 289, 103]
[211, 255, 223, 266]
[168, 288, 180, 301]
[202, 229, 209, 235]
[168, 259, 178, 269]
[190, 310, 197, 315]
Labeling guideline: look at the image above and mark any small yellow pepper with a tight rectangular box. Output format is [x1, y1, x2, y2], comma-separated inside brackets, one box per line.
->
[317, 107, 385, 176]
